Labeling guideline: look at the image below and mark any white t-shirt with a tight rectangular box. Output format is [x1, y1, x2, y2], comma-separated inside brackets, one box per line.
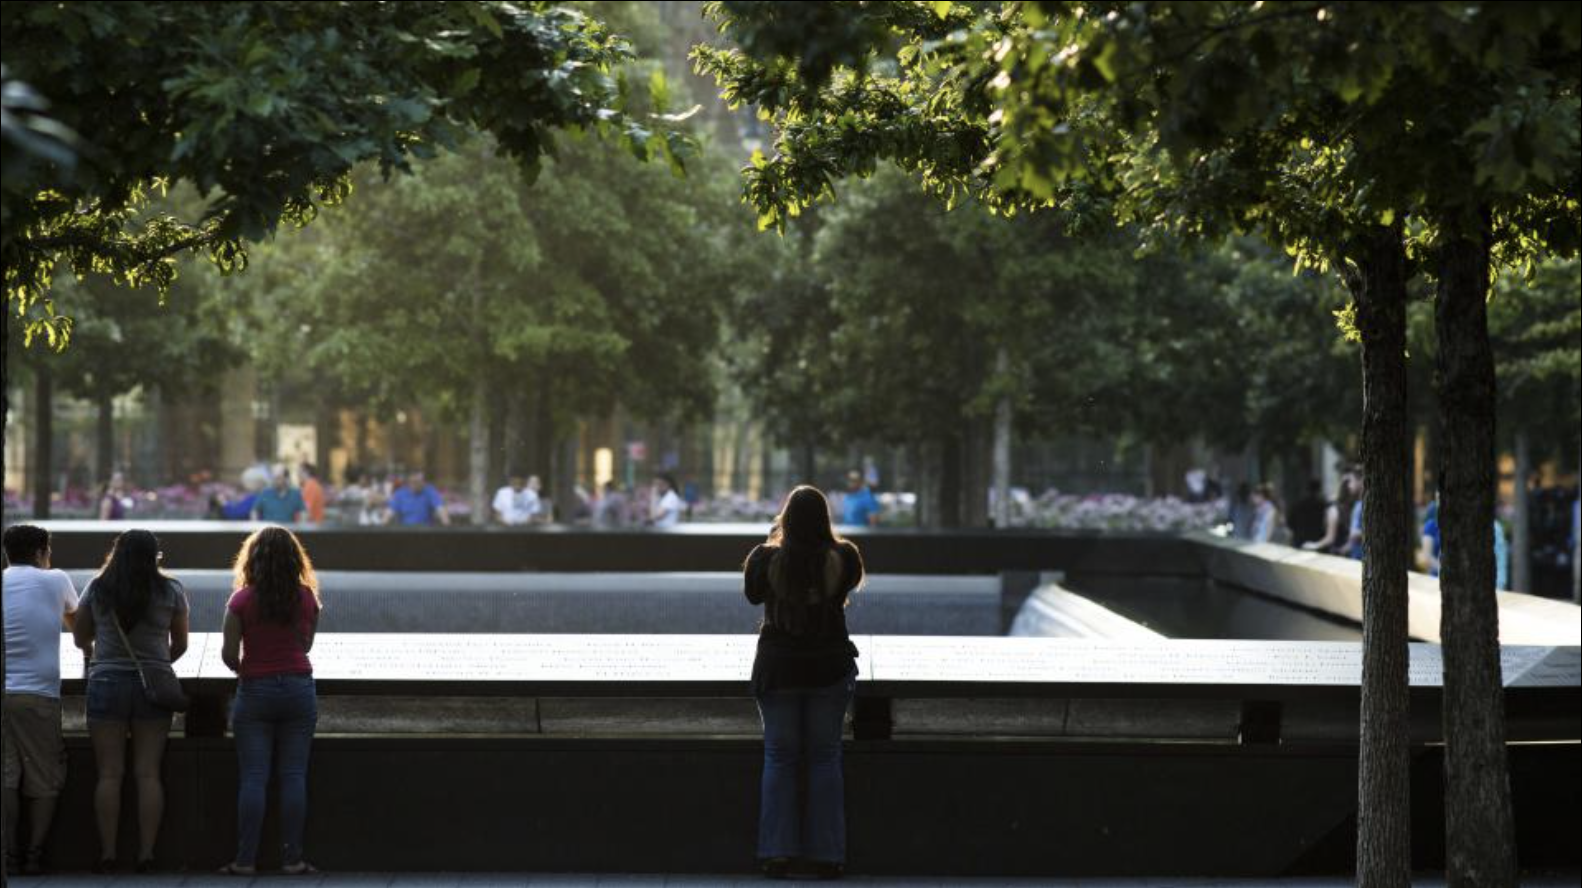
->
[3, 565, 79, 698]
[493, 485, 541, 525]
[652, 490, 683, 528]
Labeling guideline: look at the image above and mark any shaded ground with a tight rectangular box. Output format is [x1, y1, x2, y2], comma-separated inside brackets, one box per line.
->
[7, 874, 1580, 887]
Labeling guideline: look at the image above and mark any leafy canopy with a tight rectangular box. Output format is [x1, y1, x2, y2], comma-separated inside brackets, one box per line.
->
[2, 1, 697, 347]
[696, 2, 1579, 277]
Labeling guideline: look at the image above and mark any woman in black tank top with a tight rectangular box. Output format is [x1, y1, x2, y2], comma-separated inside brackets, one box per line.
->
[743, 485, 864, 879]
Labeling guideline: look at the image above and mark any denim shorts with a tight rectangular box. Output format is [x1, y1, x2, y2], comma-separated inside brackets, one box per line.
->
[86, 671, 173, 724]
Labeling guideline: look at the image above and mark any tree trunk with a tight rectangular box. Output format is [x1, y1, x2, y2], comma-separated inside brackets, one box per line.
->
[95, 390, 114, 488]
[532, 379, 554, 483]
[1435, 222, 1516, 888]
[915, 442, 938, 529]
[1348, 227, 1413, 888]
[993, 349, 1013, 528]
[961, 422, 990, 528]
[468, 376, 490, 526]
[1510, 431, 1531, 594]
[554, 432, 579, 523]
[503, 389, 527, 477]
[32, 364, 53, 519]
[353, 410, 370, 470]
[939, 433, 962, 528]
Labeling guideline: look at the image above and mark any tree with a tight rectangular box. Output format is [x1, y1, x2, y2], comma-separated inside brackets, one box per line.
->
[730, 165, 1141, 525]
[695, 3, 1578, 882]
[231, 129, 747, 522]
[2, 1, 694, 345]
[10, 272, 241, 515]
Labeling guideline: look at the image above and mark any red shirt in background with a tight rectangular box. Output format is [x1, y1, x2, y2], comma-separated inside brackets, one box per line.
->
[301, 477, 326, 523]
[227, 585, 320, 678]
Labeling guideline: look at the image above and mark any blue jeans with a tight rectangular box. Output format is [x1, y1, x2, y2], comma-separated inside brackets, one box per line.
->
[755, 668, 856, 863]
[231, 674, 317, 867]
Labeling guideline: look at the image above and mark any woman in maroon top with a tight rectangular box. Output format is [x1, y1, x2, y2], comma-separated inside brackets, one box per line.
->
[216, 526, 321, 876]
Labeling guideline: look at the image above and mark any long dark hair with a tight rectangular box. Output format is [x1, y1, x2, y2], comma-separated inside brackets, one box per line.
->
[763, 485, 864, 605]
[233, 526, 320, 625]
[94, 529, 167, 628]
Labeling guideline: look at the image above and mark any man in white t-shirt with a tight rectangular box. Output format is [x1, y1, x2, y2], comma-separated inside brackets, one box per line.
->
[491, 473, 543, 525]
[2, 524, 79, 875]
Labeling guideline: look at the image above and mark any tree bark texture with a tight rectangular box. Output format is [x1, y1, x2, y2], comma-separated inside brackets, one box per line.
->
[939, 433, 963, 528]
[1348, 228, 1413, 888]
[95, 390, 114, 487]
[468, 376, 490, 526]
[1435, 225, 1516, 888]
[32, 364, 53, 519]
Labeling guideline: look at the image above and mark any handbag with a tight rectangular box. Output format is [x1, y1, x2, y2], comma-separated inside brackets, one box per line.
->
[110, 610, 190, 713]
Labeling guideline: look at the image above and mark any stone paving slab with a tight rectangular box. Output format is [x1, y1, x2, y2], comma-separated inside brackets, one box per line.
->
[7, 875, 1580, 888]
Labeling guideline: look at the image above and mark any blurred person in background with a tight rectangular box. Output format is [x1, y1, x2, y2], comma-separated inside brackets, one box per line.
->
[491, 472, 541, 526]
[1346, 471, 1367, 560]
[97, 472, 133, 521]
[1287, 479, 1327, 548]
[594, 481, 629, 528]
[1303, 471, 1358, 555]
[839, 470, 881, 528]
[298, 464, 326, 524]
[250, 467, 306, 525]
[1249, 483, 1284, 544]
[1228, 482, 1256, 540]
[386, 471, 449, 527]
[650, 474, 683, 528]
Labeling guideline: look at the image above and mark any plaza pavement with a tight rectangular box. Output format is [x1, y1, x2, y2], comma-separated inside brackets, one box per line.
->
[7, 875, 1581, 887]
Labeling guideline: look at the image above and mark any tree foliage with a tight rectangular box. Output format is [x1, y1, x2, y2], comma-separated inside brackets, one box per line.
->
[232, 131, 749, 436]
[2, 0, 696, 347]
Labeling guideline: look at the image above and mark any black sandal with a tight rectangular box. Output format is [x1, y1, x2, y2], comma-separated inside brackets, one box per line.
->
[282, 860, 322, 876]
[21, 846, 46, 876]
[218, 862, 257, 876]
[91, 857, 118, 874]
[812, 861, 844, 880]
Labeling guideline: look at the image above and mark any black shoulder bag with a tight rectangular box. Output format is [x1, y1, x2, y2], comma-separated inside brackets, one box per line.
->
[110, 611, 190, 712]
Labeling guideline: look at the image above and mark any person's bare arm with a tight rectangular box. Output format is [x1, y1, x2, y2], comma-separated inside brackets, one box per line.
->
[98, 497, 113, 520]
[302, 606, 319, 653]
[221, 610, 243, 673]
[72, 604, 96, 655]
[436, 505, 451, 526]
[62, 610, 77, 631]
[1304, 506, 1340, 551]
[169, 610, 190, 662]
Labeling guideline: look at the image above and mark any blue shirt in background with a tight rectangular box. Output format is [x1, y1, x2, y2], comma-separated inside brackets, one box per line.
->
[1348, 500, 1365, 560]
[390, 484, 445, 525]
[222, 492, 258, 521]
[1422, 507, 1510, 590]
[253, 486, 306, 522]
[842, 486, 881, 526]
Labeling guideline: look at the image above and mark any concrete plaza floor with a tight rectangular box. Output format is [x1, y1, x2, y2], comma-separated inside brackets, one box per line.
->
[7, 875, 1582, 887]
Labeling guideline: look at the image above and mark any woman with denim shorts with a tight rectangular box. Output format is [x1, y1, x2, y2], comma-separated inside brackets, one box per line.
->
[217, 525, 322, 877]
[743, 485, 864, 880]
[71, 529, 190, 874]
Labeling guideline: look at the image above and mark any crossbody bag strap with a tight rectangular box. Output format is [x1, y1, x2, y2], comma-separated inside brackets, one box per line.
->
[108, 609, 149, 685]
